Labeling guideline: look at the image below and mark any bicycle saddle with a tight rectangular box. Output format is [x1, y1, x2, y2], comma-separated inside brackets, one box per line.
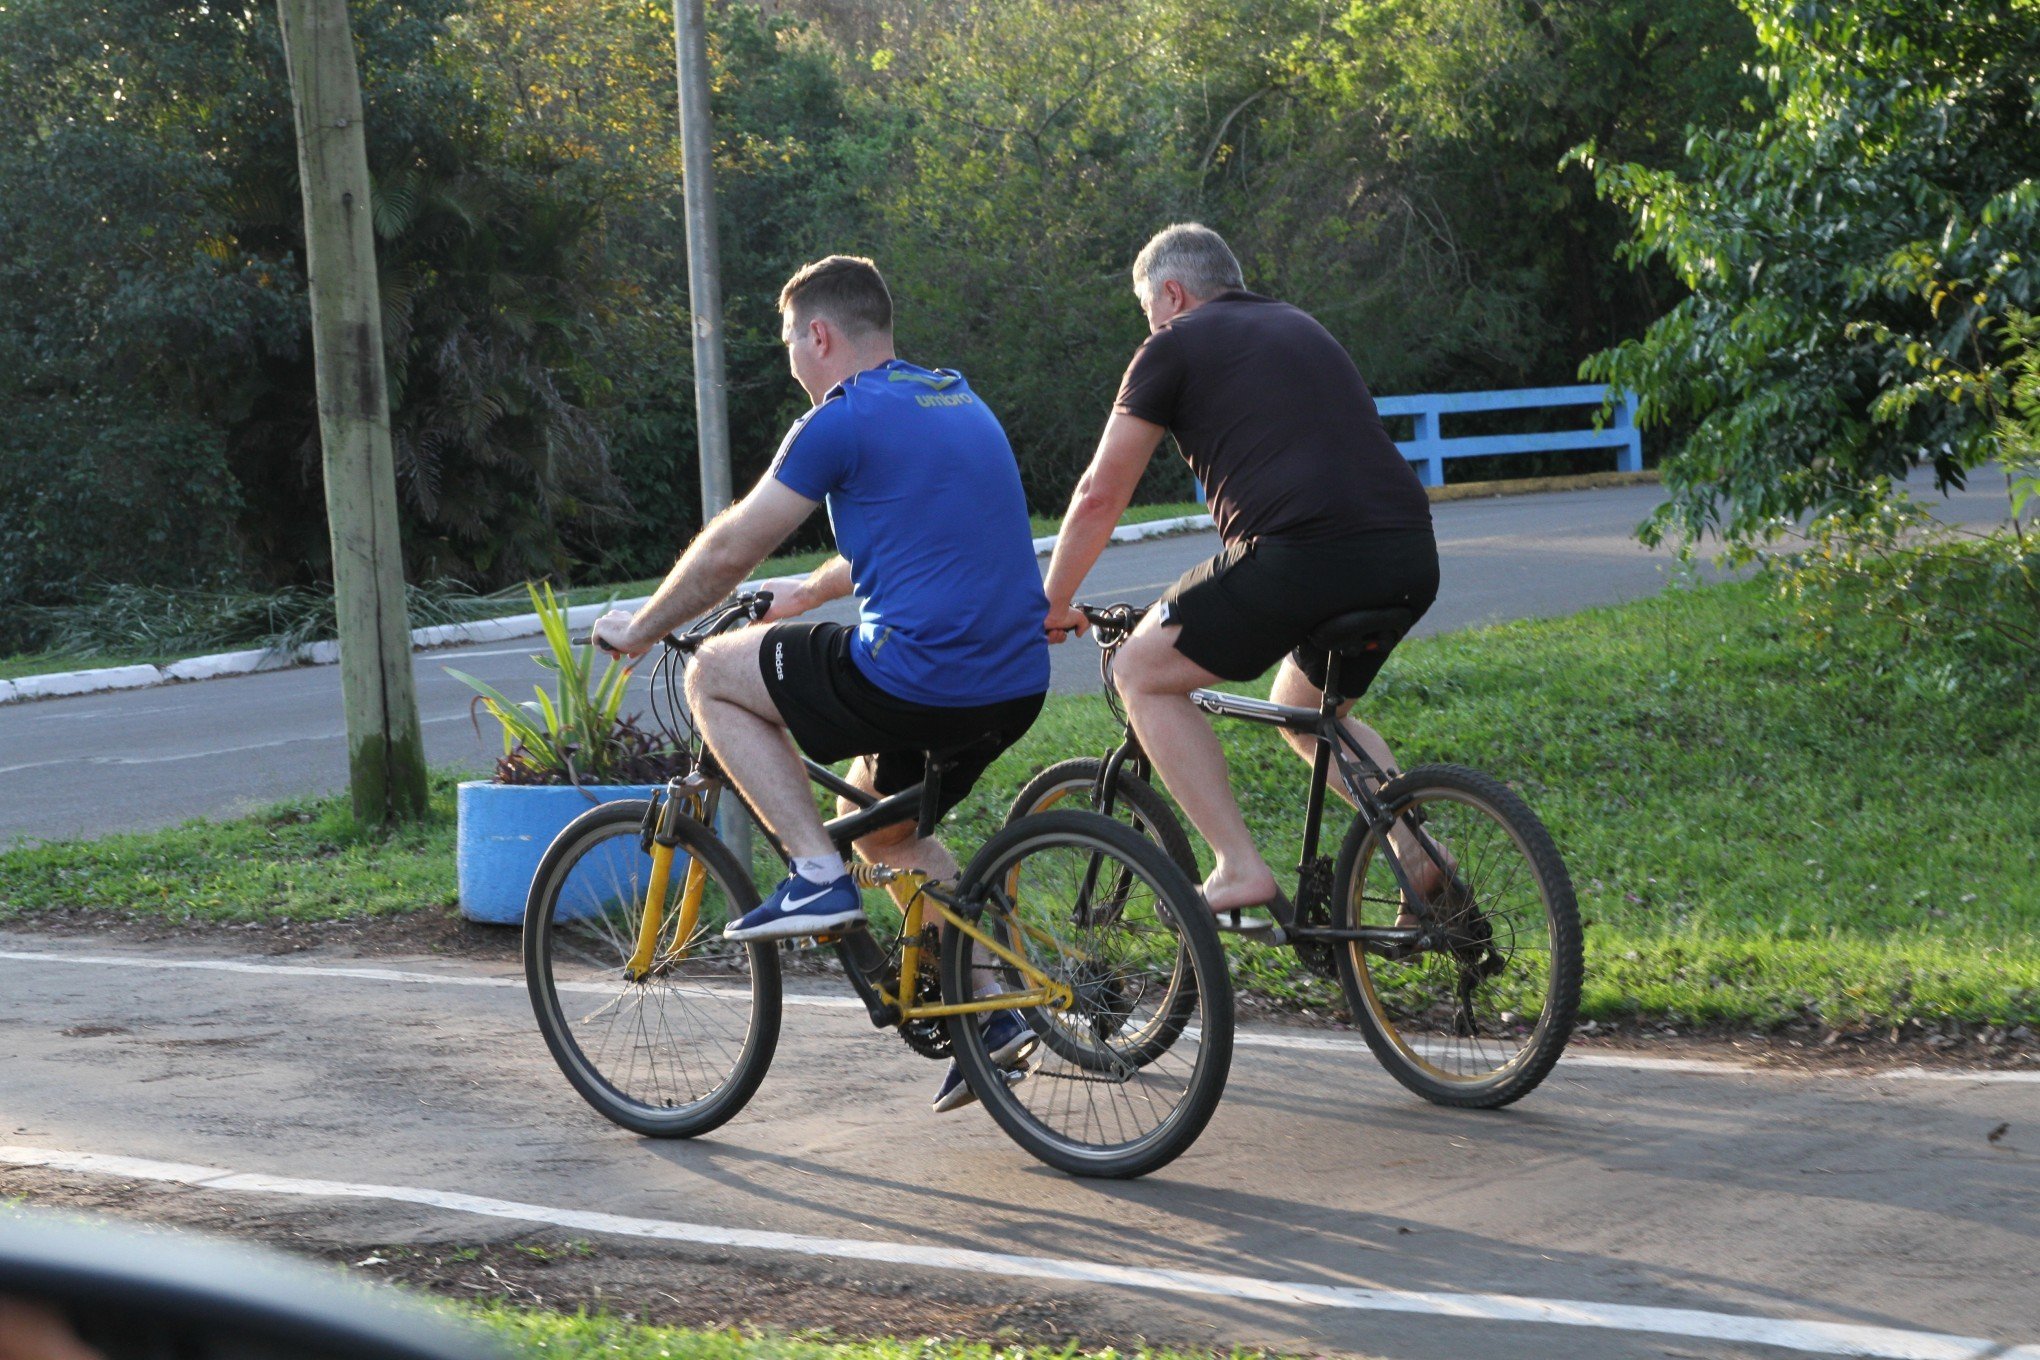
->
[1305, 606, 1415, 655]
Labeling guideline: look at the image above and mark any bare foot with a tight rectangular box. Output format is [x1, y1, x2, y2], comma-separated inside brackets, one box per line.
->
[1396, 851, 1457, 928]
[1202, 861, 1279, 915]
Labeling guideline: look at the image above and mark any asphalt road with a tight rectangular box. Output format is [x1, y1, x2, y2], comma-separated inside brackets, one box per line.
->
[0, 939, 2034, 1359]
[0, 479, 2013, 845]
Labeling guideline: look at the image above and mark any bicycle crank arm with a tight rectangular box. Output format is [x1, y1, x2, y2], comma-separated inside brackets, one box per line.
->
[827, 927, 901, 1029]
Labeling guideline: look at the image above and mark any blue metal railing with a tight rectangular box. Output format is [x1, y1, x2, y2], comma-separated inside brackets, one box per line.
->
[1188, 384, 1641, 503]
[1377, 384, 1641, 488]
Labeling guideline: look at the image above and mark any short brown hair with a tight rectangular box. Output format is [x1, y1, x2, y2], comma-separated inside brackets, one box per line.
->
[777, 255, 893, 336]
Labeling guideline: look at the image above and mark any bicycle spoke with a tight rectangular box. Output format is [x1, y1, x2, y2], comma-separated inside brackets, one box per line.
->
[1341, 767, 1579, 1104]
[531, 811, 774, 1133]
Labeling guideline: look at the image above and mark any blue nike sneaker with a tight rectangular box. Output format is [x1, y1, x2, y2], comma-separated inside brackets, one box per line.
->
[931, 1010, 1038, 1113]
[723, 872, 865, 941]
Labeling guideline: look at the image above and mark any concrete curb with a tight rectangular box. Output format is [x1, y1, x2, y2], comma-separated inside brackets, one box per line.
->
[0, 473, 1653, 706]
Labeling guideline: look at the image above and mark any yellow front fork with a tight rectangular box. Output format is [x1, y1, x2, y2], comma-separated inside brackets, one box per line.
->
[625, 797, 707, 982]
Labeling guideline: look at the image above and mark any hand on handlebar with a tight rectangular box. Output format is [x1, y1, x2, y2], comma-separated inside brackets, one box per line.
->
[747, 579, 811, 624]
[590, 609, 648, 660]
[1044, 604, 1089, 645]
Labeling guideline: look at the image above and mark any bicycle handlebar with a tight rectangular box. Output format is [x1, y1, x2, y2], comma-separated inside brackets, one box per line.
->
[1075, 601, 1149, 645]
[573, 590, 774, 656]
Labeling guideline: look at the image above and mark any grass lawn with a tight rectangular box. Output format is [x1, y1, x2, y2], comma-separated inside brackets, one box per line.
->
[3, 578, 2033, 1032]
[471, 1310, 1311, 1360]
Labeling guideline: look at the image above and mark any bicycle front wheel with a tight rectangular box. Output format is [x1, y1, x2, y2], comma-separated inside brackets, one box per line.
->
[1005, 758, 1200, 879]
[1334, 764, 1580, 1108]
[942, 810, 1232, 1178]
[524, 799, 781, 1137]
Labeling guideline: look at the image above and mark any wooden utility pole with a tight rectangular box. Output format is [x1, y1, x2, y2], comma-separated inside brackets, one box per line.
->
[672, 0, 748, 864]
[277, 0, 430, 825]
[672, 0, 734, 521]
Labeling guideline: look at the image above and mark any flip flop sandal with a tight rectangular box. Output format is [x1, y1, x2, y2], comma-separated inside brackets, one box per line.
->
[1204, 889, 1291, 939]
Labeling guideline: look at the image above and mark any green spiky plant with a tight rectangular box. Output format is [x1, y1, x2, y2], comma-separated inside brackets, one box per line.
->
[446, 582, 684, 785]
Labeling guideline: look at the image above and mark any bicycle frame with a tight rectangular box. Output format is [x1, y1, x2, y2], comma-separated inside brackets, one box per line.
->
[1090, 639, 1454, 953]
[627, 754, 1075, 1031]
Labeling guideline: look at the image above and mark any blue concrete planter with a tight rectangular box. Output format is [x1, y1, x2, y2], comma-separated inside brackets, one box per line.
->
[456, 780, 663, 925]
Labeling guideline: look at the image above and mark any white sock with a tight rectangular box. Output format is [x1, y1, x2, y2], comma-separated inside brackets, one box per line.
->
[793, 855, 848, 886]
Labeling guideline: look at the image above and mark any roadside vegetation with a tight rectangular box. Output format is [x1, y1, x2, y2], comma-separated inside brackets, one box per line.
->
[0, 0, 1754, 659]
[5, 574, 2033, 1036]
[0, 502, 1217, 682]
[473, 1310, 1313, 1360]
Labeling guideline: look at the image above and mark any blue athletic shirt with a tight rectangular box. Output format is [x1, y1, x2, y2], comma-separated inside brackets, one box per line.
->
[767, 359, 1050, 707]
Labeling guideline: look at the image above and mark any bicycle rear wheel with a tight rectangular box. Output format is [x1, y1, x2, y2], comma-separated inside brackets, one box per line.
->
[942, 810, 1232, 1178]
[1333, 764, 1579, 1107]
[524, 799, 780, 1137]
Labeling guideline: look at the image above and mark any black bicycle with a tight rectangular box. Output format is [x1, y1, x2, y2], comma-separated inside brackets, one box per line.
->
[1006, 600, 1581, 1108]
[522, 594, 1233, 1178]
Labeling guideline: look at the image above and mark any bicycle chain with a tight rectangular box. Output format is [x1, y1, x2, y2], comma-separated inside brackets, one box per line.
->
[1290, 856, 1341, 979]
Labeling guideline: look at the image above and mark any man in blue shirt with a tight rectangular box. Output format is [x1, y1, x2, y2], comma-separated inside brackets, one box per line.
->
[592, 256, 1049, 1111]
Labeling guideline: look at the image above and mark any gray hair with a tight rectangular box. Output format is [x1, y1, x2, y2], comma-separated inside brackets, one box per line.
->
[1132, 223, 1244, 301]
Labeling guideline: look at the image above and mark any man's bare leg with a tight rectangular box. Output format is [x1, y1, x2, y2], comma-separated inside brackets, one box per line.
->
[685, 631, 837, 861]
[837, 755, 958, 881]
[1268, 657, 1449, 916]
[1112, 617, 1278, 914]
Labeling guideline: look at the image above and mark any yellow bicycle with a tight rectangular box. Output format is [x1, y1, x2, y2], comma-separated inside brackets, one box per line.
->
[522, 596, 1233, 1178]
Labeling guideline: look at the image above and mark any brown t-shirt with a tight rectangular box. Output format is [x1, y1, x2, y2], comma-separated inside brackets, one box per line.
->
[1112, 290, 1431, 545]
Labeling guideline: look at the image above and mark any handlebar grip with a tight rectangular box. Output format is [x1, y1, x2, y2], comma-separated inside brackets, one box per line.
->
[1075, 601, 1149, 636]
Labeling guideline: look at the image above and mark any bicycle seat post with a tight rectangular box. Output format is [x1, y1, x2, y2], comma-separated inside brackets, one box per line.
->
[1299, 649, 1342, 867]
[915, 749, 962, 842]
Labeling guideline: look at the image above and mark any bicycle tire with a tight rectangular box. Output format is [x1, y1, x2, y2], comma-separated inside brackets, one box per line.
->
[524, 799, 781, 1137]
[941, 810, 1232, 1178]
[1006, 758, 1201, 880]
[1332, 764, 1580, 1108]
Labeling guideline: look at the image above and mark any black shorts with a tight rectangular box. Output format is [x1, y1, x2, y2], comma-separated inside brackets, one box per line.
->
[1158, 528, 1439, 694]
[757, 622, 1045, 821]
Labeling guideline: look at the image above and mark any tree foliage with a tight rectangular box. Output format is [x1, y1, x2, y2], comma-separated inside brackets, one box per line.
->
[1578, 0, 2040, 548]
[0, 0, 1763, 651]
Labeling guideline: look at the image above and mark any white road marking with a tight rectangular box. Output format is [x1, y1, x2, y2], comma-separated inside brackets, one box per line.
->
[4, 948, 2037, 1083]
[0, 1145, 2014, 1360]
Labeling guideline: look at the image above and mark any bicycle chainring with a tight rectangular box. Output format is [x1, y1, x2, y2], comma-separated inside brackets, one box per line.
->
[896, 953, 953, 1061]
[1291, 857, 1339, 979]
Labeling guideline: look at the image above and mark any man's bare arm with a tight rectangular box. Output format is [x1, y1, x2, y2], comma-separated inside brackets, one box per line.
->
[1041, 412, 1168, 638]
[755, 553, 852, 622]
[595, 480, 818, 656]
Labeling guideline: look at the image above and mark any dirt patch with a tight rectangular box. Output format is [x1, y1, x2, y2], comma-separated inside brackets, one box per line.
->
[0, 1168, 1163, 1350]
[5, 905, 522, 962]
[1232, 981, 2040, 1074]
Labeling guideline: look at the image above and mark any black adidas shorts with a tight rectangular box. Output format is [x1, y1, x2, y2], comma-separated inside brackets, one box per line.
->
[757, 622, 1044, 822]
[1157, 528, 1439, 694]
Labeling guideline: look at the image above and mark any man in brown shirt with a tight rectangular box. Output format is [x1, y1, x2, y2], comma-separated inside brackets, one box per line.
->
[1042, 223, 1441, 924]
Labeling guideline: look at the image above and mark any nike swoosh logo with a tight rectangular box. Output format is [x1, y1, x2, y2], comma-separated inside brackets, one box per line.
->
[782, 886, 837, 910]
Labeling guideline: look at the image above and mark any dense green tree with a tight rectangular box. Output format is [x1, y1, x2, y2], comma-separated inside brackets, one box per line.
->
[1578, 0, 2040, 545]
[866, 0, 1756, 501]
[448, 0, 892, 577]
[0, 0, 1776, 652]
[0, 0, 619, 650]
